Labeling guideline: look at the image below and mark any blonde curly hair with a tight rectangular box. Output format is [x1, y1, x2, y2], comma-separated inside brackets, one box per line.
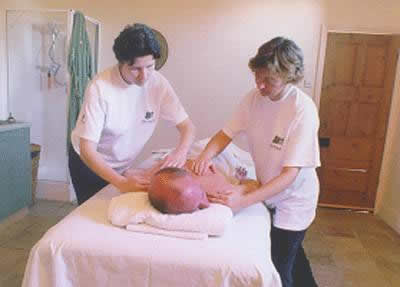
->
[249, 37, 304, 84]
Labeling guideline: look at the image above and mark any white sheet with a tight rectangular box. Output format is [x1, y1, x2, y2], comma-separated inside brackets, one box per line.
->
[22, 142, 281, 287]
[22, 186, 281, 287]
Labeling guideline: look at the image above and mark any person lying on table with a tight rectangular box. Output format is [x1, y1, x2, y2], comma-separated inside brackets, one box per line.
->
[124, 160, 259, 214]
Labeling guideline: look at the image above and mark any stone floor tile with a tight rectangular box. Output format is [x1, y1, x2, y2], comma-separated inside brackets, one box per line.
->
[28, 200, 64, 216]
[342, 269, 391, 287]
[0, 247, 28, 273]
[1, 228, 44, 250]
[312, 263, 343, 287]
[374, 256, 400, 285]
[0, 219, 36, 246]
[54, 204, 77, 218]
[0, 272, 23, 287]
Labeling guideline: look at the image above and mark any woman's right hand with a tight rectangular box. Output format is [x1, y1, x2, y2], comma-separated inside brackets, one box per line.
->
[118, 171, 150, 193]
[190, 130, 233, 176]
[190, 155, 216, 176]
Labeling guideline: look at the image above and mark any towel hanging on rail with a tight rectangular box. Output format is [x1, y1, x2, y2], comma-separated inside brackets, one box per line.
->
[67, 11, 93, 149]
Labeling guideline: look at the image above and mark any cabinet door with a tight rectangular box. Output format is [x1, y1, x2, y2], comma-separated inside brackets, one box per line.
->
[0, 127, 32, 220]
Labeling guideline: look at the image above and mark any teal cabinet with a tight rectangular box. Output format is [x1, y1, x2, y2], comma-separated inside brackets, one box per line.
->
[0, 123, 32, 221]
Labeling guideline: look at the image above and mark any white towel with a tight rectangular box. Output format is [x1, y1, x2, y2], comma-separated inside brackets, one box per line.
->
[151, 138, 256, 182]
[108, 192, 233, 238]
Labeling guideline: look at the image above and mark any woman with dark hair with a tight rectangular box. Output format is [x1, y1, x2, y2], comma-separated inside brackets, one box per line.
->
[192, 37, 320, 287]
[69, 23, 195, 205]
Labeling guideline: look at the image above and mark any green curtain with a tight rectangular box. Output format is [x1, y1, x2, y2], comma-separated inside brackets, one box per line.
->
[67, 11, 93, 149]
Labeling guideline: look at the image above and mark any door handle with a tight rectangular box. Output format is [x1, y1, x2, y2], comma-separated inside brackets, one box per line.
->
[319, 137, 330, 148]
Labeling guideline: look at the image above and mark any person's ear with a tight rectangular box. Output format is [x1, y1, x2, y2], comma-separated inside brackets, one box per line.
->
[198, 190, 210, 209]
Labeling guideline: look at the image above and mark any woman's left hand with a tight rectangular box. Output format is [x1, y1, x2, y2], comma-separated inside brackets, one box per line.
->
[160, 149, 188, 169]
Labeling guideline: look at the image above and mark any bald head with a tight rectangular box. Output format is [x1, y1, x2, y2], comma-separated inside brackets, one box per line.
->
[148, 167, 210, 214]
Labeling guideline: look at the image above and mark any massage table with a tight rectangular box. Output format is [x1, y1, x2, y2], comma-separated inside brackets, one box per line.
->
[22, 143, 282, 287]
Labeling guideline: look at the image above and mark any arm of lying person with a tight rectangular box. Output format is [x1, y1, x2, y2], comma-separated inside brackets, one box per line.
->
[207, 166, 299, 213]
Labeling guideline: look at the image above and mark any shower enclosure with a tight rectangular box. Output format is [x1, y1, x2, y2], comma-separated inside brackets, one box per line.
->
[6, 9, 100, 201]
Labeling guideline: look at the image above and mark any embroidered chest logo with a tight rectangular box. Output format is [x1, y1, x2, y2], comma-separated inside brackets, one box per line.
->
[270, 135, 285, 150]
[142, 111, 155, 123]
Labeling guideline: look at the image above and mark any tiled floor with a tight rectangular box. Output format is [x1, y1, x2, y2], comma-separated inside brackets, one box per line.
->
[0, 201, 77, 287]
[0, 202, 399, 287]
[304, 208, 400, 287]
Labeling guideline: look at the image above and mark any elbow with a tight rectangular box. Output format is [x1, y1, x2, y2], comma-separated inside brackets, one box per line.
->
[189, 119, 196, 137]
[282, 167, 301, 185]
[79, 139, 95, 166]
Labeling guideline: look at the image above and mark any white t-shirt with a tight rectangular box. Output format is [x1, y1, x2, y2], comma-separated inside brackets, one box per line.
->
[223, 84, 320, 231]
[71, 65, 188, 173]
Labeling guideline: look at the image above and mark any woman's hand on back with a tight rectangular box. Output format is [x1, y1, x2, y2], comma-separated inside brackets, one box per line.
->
[190, 155, 216, 176]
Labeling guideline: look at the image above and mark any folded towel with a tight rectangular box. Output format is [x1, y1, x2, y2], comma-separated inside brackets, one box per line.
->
[108, 192, 233, 238]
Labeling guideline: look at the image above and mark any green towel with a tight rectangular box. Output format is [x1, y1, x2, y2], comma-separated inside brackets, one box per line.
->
[67, 11, 93, 149]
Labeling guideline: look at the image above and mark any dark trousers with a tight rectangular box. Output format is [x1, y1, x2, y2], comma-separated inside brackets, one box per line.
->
[68, 145, 108, 205]
[271, 224, 318, 287]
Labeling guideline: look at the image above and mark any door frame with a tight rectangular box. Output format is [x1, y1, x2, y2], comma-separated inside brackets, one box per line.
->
[313, 25, 400, 211]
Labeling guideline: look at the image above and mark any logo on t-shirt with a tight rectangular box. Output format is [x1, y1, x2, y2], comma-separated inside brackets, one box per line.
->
[142, 111, 155, 123]
[270, 135, 285, 150]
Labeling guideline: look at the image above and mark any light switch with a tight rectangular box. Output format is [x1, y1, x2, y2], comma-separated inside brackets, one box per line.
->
[304, 79, 312, 88]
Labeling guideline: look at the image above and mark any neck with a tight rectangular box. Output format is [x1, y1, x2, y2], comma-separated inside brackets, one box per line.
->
[269, 84, 289, 101]
[118, 64, 132, 85]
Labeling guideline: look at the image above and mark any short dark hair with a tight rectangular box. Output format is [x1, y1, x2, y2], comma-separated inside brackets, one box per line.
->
[149, 167, 189, 213]
[113, 23, 161, 65]
[248, 37, 304, 83]
[149, 193, 168, 213]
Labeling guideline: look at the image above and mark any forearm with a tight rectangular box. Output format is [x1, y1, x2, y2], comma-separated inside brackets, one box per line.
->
[241, 167, 300, 208]
[175, 118, 196, 153]
[240, 179, 261, 193]
[200, 130, 232, 160]
[124, 161, 163, 180]
[79, 139, 126, 188]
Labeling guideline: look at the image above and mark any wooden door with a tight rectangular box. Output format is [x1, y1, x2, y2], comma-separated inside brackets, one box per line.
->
[318, 33, 399, 210]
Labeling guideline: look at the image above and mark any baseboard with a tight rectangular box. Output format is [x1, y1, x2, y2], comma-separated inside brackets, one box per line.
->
[35, 180, 73, 202]
[376, 206, 400, 235]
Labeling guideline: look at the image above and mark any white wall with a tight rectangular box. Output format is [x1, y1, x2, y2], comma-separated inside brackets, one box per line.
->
[324, 0, 400, 33]
[376, 52, 400, 234]
[0, 7, 7, 118]
[0, 0, 324, 148]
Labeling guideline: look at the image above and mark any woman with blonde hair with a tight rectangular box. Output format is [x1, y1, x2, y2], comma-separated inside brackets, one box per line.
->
[192, 37, 320, 287]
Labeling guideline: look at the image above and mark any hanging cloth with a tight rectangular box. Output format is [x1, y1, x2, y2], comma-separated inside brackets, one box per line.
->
[67, 11, 93, 149]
